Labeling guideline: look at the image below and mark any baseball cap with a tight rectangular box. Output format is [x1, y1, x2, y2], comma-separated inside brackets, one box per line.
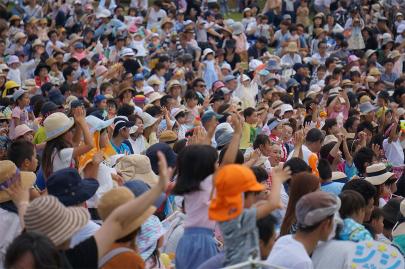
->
[295, 191, 341, 229]
[113, 116, 134, 133]
[93, 95, 106, 104]
[209, 164, 264, 221]
[48, 89, 65, 106]
[134, 73, 145, 81]
[224, 75, 237, 83]
[201, 111, 222, 124]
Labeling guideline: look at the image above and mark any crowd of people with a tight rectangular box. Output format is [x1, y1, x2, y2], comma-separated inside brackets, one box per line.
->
[1, 0, 405, 268]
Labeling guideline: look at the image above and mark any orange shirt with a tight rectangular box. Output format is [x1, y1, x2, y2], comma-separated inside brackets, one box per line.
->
[102, 243, 145, 269]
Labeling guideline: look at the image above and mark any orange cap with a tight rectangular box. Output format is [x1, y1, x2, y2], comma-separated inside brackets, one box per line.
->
[209, 164, 264, 222]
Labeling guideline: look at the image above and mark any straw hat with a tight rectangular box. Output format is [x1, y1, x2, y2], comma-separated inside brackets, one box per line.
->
[115, 155, 159, 186]
[369, 67, 381, 76]
[365, 163, 395, 185]
[159, 130, 178, 144]
[388, 50, 401, 59]
[9, 15, 21, 23]
[148, 92, 162, 104]
[147, 77, 162, 86]
[141, 112, 159, 128]
[286, 42, 298, 53]
[43, 112, 74, 141]
[314, 28, 326, 37]
[14, 32, 26, 42]
[24, 195, 89, 246]
[322, 135, 338, 146]
[161, 18, 174, 28]
[46, 57, 57, 67]
[167, 80, 182, 91]
[32, 39, 44, 48]
[117, 87, 135, 98]
[98, 187, 156, 238]
[0, 161, 36, 203]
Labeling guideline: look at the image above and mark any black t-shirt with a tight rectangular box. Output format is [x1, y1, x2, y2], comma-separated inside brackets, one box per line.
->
[63, 236, 98, 269]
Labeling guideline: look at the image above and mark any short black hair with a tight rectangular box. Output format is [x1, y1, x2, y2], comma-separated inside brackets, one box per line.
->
[339, 190, 366, 218]
[342, 178, 377, 205]
[357, 121, 374, 134]
[353, 147, 375, 174]
[7, 140, 35, 168]
[117, 104, 135, 117]
[5, 232, 61, 269]
[243, 107, 256, 118]
[218, 147, 244, 165]
[283, 157, 311, 175]
[344, 116, 358, 131]
[253, 134, 270, 150]
[318, 159, 332, 181]
[251, 166, 268, 183]
[370, 207, 384, 221]
[144, 105, 162, 117]
[257, 214, 277, 243]
[184, 90, 198, 101]
[320, 142, 336, 160]
[62, 66, 74, 80]
[306, 128, 324, 143]
[160, 94, 173, 107]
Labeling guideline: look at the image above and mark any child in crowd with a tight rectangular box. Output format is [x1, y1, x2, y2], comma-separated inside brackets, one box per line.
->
[338, 190, 373, 242]
[10, 89, 31, 140]
[209, 164, 291, 267]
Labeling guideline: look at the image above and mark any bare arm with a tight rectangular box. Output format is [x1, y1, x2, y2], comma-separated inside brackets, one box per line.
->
[256, 165, 291, 219]
[72, 107, 94, 159]
[221, 113, 242, 166]
[342, 137, 353, 166]
[94, 152, 170, 259]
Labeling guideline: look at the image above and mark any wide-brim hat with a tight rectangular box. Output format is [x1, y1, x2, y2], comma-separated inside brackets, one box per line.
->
[115, 154, 159, 187]
[117, 87, 135, 98]
[12, 124, 34, 140]
[0, 161, 36, 203]
[148, 92, 163, 105]
[43, 112, 75, 141]
[137, 215, 167, 260]
[167, 80, 182, 91]
[98, 187, 156, 238]
[141, 112, 159, 128]
[161, 18, 174, 28]
[9, 15, 21, 22]
[365, 163, 395, 185]
[364, 49, 377, 59]
[46, 168, 99, 206]
[85, 115, 114, 133]
[231, 22, 244, 35]
[202, 48, 215, 59]
[24, 195, 89, 246]
[359, 101, 378, 115]
[32, 39, 44, 48]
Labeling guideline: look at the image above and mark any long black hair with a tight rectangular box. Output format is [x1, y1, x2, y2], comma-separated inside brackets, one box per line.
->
[42, 134, 72, 178]
[172, 145, 218, 195]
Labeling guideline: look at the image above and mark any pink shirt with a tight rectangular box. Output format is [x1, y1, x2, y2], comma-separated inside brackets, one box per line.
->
[183, 175, 215, 230]
[10, 106, 28, 139]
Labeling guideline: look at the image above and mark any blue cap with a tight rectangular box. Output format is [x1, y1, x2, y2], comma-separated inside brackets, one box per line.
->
[93, 94, 106, 104]
[48, 89, 65, 106]
[287, 78, 299, 88]
[74, 42, 84, 49]
[201, 111, 222, 124]
[124, 180, 166, 208]
[134, 73, 145, 81]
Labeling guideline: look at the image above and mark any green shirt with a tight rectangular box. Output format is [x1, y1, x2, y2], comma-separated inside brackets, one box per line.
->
[34, 126, 47, 144]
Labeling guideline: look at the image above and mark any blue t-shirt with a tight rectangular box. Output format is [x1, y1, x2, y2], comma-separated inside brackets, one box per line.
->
[111, 140, 132, 155]
[321, 181, 344, 196]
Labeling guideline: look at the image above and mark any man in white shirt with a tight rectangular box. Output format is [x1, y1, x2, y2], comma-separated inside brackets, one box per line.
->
[267, 192, 340, 269]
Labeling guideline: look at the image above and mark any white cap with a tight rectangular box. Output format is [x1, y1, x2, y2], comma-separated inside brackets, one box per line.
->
[171, 108, 185, 118]
[120, 48, 135, 58]
[7, 55, 20, 66]
[202, 48, 215, 59]
[143, 86, 154, 96]
[96, 9, 111, 19]
[279, 104, 293, 117]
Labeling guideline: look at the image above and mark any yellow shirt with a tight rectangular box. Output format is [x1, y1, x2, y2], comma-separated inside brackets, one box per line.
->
[240, 122, 257, 150]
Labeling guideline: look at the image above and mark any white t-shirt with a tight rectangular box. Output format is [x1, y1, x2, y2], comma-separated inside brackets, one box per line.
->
[45, 41, 65, 57]
[52, 148, 74, 173]
[147, 8, 167, 30]
[70, 221, 100, 247]
[382, 138, 404, 166]
[0, 208, 21, 268]
[266, 235, 313, 269]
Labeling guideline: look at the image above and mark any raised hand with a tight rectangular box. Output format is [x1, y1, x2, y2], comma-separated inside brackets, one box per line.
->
[271, 164, 291, 183]
[157, 151, 172, 192]
[2, 174, 29, 208]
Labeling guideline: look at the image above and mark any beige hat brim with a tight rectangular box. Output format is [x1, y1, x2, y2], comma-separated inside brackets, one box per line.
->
[45, 118, 75, 142]
[0, 171, 36, 203]
[47, 207, 89, 246]
[119, 206, 156, 238]
[365, 172, 394, 185]
[130, 172, 159, 187]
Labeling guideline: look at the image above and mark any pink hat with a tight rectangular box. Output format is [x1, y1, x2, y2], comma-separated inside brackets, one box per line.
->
[348, 55, 360, 64]
[134, 16, 143, 25]
[95, 65, 108, 77]
[128, 24, 138, 33]
[13, 124, 33, 140]
[212, 81, 225, 92]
